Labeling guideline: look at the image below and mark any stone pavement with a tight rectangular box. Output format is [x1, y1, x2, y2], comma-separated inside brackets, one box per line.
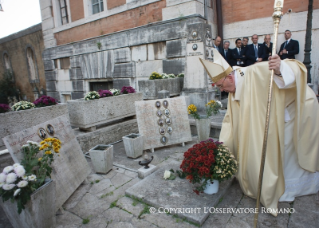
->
[1, 139, 319, 228]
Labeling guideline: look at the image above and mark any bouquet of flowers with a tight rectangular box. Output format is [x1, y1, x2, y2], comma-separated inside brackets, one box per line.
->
[149, 72, 162, 80]
[0, 138, 61, 213]
[168, 73, 175, 78]
[180, 139, 237, 194]
[110, 88, 120, 96]
[98, 90, 113, 98]
[11, 101, 35, 111]
[177, 73, 184, 77]
[120, 86, 135, 94]
[161, 73, 169, 79]
[33, 95, 57, 107]
[187, 100, 222, 119]
[0, 104, 10, 113]
[84, 91, 100, 100]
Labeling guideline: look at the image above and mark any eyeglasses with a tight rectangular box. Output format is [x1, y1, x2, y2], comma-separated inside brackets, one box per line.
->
[216, 77, 227, 88]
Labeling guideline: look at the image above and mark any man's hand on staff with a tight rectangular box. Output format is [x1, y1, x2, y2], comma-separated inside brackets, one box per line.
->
[268, 54, 281, 75]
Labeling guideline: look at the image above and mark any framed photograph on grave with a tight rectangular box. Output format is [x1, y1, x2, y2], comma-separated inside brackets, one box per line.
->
[167, 127, 173, 134]
[163, 100, 168, 108]
[155, 101, 161, 109]
[158, 118, 164, 126]
[165, 118, 171, 125]
[160, 136, 167, 145]
[164, 109, 170, 117]
[159, 128, 165, 135]
[37, 128, 47, 140]
[156, 110, 162, 117]
[46, 124, 55, 136]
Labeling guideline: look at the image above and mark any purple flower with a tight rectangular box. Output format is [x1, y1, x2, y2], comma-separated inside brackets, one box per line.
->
[98, 90, 113, 98]
[120, 86, 136, 94]
[0, 104, 10, 113]
[33, 96, 57, 107]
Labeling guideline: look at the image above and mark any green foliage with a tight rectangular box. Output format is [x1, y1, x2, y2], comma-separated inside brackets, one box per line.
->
[110, 199, 118, 208]
[149, 72, 162, 80]
[0, 70, 20, 104]
[132, 199, 138, 206]
[95, 180, 100, 183]
[100, 191, 113, 198]
[82, 218, 90, 224]
[138, 205, 150, 218]
[177, 73, 184, 77]
[97, 42, 102, 50]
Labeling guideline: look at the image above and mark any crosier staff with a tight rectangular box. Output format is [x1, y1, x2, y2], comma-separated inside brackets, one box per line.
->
[254, 1, 284, 227]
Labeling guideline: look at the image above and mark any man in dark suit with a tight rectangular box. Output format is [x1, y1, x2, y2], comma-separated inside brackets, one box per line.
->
[278, 30, 299, 60]
[232, 38, 246, 67]
[213, 36, 222, 52]
[220, 41, 233, 66]
[246, 34, 267, 66]
[263, 34, 273, 61]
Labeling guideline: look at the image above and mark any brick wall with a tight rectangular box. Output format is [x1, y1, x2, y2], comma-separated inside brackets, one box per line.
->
[55, 0, 166, 45]
[107, 0, 126, 10]
[222, 0, 319, 24]
[0, 27, 45, 102]
[70, 0, 85, 22]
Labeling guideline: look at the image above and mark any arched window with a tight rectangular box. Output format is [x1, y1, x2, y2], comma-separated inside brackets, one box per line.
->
[26, 47, 37, 81]
[3, 53, 11, 71]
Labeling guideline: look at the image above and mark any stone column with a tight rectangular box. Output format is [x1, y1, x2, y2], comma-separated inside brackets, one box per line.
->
[182, 23, 218, 111]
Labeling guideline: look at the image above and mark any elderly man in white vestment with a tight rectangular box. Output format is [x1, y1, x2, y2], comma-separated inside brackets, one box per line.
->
[200, 49, 319, 216]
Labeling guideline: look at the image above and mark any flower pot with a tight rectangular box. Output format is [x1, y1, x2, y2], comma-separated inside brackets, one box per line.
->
[0, 180, 56, 228]
[204, 179, 219, 194]
[122, 133, 144, 158]
[195, 118, 211, 142]
[89, 144, 113, 174]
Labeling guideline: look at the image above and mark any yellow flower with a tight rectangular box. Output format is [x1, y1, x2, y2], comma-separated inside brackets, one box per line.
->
[45, 151, 52, 155]
[40, 141, 45, 145]
[38, 157, 42, 161]
[187, 104, 197, 114]
[39, 144, 49, 150]
[207, 100, 216, 107]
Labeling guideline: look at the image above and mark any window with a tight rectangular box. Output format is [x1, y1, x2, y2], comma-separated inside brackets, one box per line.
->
[90, 81, 113, 91]
[92, 0, 104, 14]
[59, 0, 69, 25]
[26, 47, 37, 81]
[60, 57, 70, 69]
[3, 53, 11, 71]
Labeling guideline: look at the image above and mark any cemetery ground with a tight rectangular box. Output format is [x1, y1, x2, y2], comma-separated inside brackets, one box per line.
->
[1, 137, 318, 228]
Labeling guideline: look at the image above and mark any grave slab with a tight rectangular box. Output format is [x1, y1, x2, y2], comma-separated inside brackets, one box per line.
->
[125, 161, 234, 225]
[3, 115, 91, 212]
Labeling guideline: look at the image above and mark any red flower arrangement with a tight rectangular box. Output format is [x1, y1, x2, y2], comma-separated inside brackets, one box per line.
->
[33, 96, 57, 107]
[180, 139, 238, 194]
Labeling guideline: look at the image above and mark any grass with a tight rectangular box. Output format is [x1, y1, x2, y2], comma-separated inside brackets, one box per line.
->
[82, 218, 90, 224]
[110, 200, 118, 208]
[138, 205, 150, 218]
[95, 180, 100, 183]
[100, 191, 114, 199]
[132, 199, 139, 206]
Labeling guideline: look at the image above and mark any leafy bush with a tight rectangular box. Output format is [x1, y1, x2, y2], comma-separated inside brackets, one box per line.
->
[0, 71, 20, 104]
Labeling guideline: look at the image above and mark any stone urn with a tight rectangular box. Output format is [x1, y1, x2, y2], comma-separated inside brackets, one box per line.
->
[89, 144, 113, 174]
[195, 118, 211, 142]
[0, 180, 56, 228]
[122, 133, 144, 158]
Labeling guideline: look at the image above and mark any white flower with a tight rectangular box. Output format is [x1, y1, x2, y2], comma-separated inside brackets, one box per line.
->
[13, 163, 20, 168]
[14, 166, 26, 177]
[163, 170, 171, 179]
[22, 175, 28, 180]
[3, 166, 13, 174]
[0, 173, 7, 182]
[17, 180, 28, 188]
[2, 184, 15, 190]
[6, 173, 17, 184]
[0, 182, 4, 187]
[217, 100, 222, 108]
[28, 175, 37, 181]
[14, 189, 21, 197]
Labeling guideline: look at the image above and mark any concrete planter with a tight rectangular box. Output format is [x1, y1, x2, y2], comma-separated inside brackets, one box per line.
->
[122, 133, 144, 158]
[0, 104, 68, 147]
[195, 118, 211, 142]
[89, 144, 113, 174]
[0, 180, 56, 228]
[67, 93, 143, 131]
[138, 77, 184, 99]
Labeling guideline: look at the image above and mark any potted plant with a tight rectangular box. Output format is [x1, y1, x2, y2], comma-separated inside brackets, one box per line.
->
[180, 139, 238, 195]
[122, 133, 144, 158]
[0, 138, 62, 228]
[0, 104, 10, 113]
[84, 91, 100, 100]
[33, 95, 57, 107]
[187, 100, 222, 142]
[11, 101, 35, 111]
[89, 144, 113, 174]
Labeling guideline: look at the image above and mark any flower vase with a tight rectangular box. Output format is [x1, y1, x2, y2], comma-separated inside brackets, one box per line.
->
[89, 144, 113, 174]
[122, 133, 144, 158]
[0, 180, 56, 228]
[195, 118, 211, 142]
[204, 179, 219, 194]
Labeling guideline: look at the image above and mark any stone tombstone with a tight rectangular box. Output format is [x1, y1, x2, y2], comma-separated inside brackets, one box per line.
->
[3, 115, 91, 212]
[135, 97, 192, 150]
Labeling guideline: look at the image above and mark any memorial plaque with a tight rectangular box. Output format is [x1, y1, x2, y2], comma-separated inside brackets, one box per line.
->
[135, 97, 192, 150]
[3, 115, 91, 212]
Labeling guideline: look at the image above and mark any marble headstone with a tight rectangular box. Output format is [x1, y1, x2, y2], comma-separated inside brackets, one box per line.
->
[3, 115, 91, 212]
[135, 97, 192, 150]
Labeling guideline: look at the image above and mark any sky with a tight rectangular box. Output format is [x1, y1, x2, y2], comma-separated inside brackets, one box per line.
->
[0, 0, 42, 38]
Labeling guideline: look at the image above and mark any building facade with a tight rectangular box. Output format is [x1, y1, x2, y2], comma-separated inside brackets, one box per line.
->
[0, 24, 46, 102]
[39, 0, 319, 106]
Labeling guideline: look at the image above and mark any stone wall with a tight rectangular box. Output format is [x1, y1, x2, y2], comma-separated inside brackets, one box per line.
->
[0, 24, 45, 102]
